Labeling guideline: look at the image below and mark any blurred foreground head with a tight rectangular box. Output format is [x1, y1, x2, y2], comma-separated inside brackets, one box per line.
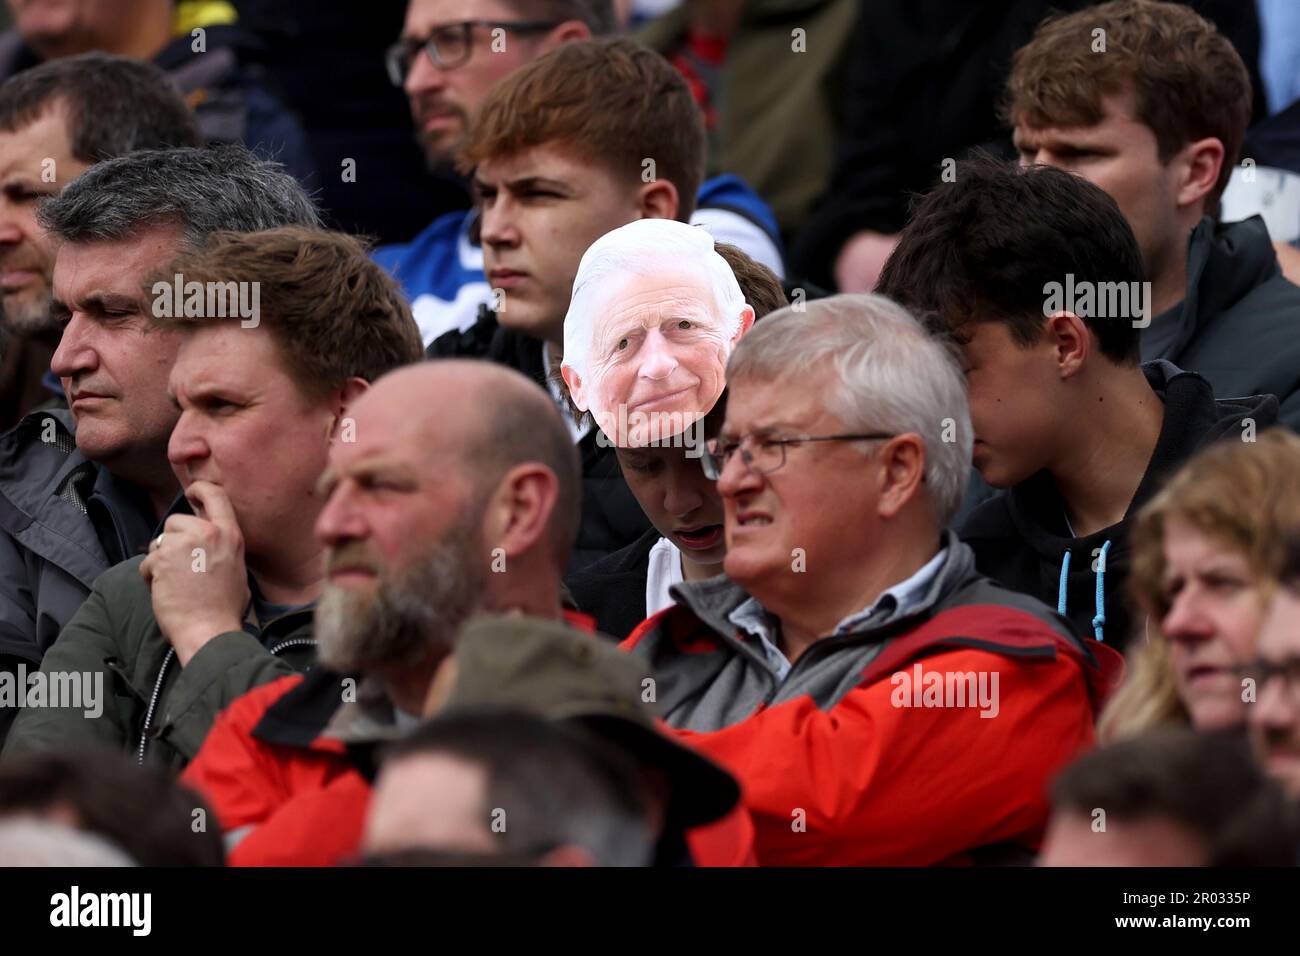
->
[1040, 727, 1296, 867]
[0, 745, 224, 865]
[363, 707, 654, 866]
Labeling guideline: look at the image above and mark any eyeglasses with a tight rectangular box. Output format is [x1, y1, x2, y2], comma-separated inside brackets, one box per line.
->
[701, 432, 896, 480]
[1237, 657, 1300, 706]
[385, 20, 561, 84]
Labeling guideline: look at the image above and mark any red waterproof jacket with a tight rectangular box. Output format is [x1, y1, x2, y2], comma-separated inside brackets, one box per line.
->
[183, 671, 758, 867]
[620, 535, 1124, 866]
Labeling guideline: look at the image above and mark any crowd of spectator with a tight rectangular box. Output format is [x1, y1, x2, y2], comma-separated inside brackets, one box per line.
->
[0, 0, 1298, 868]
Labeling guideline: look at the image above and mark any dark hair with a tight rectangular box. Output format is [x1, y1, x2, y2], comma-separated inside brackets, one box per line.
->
[153, 227, 424, 400]
[38, 144, 321, 248]
[462, 38, 705, 220]
[0, 747, 224, 866]
[714, 242, 788, 319]
[877, 155, 1146, 364]
[0, 52, 201, 162]
[381, 708, 653, 865]
[502, 0, 617, 35]
[1051, 728, 1298, 866]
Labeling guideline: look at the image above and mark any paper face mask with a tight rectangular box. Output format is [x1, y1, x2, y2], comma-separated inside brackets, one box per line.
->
[561, 221, 754, 448]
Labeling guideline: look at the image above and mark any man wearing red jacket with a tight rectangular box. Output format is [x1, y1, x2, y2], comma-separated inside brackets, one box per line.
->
[182, 360, 754, 865]
[622, 293, 1123, 866]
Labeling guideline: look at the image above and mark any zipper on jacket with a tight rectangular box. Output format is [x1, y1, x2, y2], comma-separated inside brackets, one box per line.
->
[137, 647, 175, 764]
[268, 637, 316, 656]
[135, 637, 316, 764]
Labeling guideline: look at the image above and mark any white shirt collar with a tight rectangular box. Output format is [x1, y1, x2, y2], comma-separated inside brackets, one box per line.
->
[645, 536, 684, 619]
[832, 546, 948, 636]
[727, 546, 949, 680]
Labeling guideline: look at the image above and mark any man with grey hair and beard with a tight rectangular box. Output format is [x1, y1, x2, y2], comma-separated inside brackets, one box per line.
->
[0, 52, 201, 430]
[0, 144, 319, 744]
[621, 293, 1118, 866]
[180, 359, 583, 865]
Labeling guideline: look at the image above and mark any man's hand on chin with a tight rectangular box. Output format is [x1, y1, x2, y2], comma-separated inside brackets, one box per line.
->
[140, 480, 250, 667]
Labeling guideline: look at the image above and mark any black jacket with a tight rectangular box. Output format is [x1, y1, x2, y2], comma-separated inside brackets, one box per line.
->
[1143, 215, 1300, 430]
[427, 308, 651, 571]
[565, 527, 661, 641]
[153, 24, 317, 187]
[960, 361, 1279, 652]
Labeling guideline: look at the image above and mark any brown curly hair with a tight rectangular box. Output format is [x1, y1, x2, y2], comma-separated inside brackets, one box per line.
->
[1005, 0, 1251, 203]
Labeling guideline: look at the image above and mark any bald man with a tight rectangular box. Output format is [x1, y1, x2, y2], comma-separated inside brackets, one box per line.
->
[181, 359, 583, 865]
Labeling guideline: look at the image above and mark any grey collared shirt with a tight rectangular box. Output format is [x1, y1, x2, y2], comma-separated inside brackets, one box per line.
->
[727, 548, 948, 682]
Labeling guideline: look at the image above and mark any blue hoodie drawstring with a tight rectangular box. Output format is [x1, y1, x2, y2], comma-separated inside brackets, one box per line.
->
[1091, 540, 1112, 642]
[1057, 540, 1113, 642]
[1056, 549, 1072, 616]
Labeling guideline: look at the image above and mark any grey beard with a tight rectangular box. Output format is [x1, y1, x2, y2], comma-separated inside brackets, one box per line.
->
[2, 289, 58, 338]
[315, 525, 488, 674]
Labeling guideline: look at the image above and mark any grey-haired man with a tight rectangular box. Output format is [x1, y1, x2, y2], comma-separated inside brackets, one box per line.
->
[0, 52, 200, 430]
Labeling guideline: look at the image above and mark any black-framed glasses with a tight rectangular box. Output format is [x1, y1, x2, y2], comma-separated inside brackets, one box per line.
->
[1237, 657, 1300, 706]
[701, 432, 896, 480]
[385, 20, 561, 84]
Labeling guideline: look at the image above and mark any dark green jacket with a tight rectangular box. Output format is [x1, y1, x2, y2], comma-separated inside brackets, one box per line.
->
[636, 0, 856, 237]
[0, 409, 168, 745]
[3, 555, 315, 771]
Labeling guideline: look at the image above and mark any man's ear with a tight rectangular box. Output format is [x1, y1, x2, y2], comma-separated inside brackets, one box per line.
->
[560, 363, 587, 411]
[637, 178, 680, 222]
[484, 463, 560, 562]
[875, 434, 926, 519]
[1045, 311, 1089, 380]
[1176, 136, 1225, 214]
[732, 305, 756, 344]
[328, 377, 369, 441]
[538, 20, 591, 53]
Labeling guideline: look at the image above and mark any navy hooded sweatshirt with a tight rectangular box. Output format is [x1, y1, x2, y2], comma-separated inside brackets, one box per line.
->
[959, 361, 1278, 652]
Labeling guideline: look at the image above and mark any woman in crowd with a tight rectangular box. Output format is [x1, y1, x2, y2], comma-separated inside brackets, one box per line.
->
[1100, 429, 1300, 740]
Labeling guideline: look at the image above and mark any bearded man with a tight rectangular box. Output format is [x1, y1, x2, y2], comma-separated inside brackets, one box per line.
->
[180, 360, 582, 864]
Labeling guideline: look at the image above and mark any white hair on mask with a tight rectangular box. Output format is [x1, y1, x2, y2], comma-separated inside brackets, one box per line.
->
[562, 219, 749, 378]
